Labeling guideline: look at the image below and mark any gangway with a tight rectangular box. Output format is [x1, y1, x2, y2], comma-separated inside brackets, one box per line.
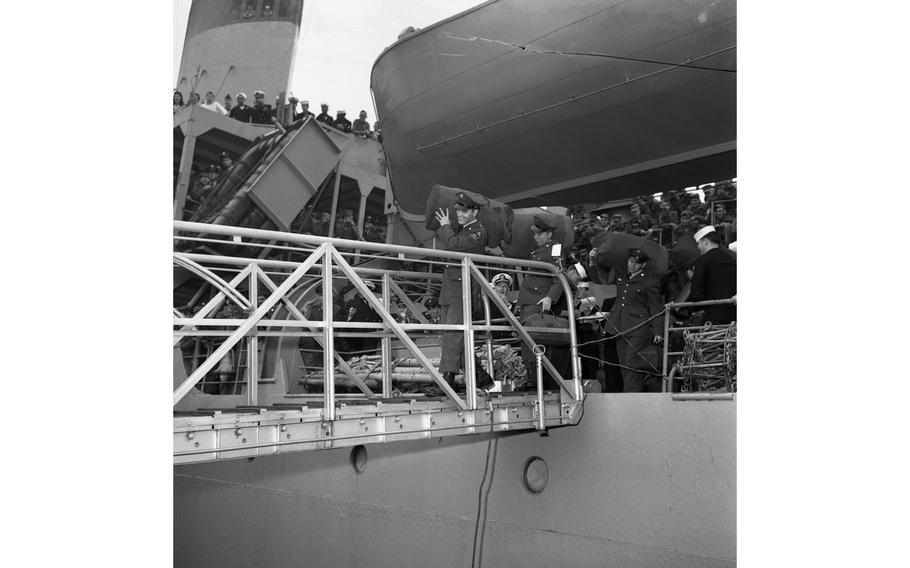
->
[173, 221, 586, 465]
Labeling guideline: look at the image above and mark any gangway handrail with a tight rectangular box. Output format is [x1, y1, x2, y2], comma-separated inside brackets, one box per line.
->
[174, 220, 564, 273]
[173, 221, 583, 418]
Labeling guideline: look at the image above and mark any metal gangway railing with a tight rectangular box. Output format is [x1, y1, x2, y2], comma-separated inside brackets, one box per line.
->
[661, 298, 736, 396]
[173, 221, 585, 464]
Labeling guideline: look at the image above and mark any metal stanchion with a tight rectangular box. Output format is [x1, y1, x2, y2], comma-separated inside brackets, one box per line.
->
[533, 344, 548, 436]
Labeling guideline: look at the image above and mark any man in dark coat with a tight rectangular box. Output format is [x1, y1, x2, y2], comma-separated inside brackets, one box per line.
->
[434, 192, 494, 390]
[229, 92, 253, 123]
[690, 225, 737, 324]
[516, 216, 567, 386]
[334, 110, 352, 132]
[605, 248, 665, 392]
[250, 90, 274, 125]
[316, 103, 334, 127]
[294, 100, 315, 122]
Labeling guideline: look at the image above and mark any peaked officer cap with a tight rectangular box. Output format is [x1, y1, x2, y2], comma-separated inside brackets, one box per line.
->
[530, 215, 556, 233]
[453, 192, 479, 210]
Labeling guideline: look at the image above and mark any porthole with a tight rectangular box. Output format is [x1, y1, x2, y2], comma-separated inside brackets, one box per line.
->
[522, 456, 549, 494]
[350, 445, 368, 474]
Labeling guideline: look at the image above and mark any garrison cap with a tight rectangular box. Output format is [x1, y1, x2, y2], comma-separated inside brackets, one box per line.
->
[530, 215, 556, 233]
[453, 191, 479, 210]
[628, 248, 650, 263]
[342, 209, 354, 216]
[254, 90, 265, 97]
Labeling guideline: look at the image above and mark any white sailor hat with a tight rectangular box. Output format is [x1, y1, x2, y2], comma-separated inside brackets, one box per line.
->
[338, 109, 347, 114]
[572, 263, 587, 279]
[301, 100, 309, 105]
[728, 241, 737, 253]
[236, 92, 247, 99]
[693, 225, 717, 242]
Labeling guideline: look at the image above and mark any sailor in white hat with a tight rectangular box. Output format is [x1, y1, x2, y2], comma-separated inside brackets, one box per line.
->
[689, 225, 737, 325]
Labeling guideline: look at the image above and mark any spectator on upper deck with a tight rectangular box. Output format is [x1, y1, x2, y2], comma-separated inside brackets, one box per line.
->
[311, 211, 331, 237]
[188, 91, 201, 105]
[690, 225, 737, 325]
[229, 92, 252, 123]
[608, 214, 624, 233]
[334, 209, 360, 240]
[200, 91, 228, 115]
[173, 91, 185, 114]
[223, 94, 233, 113]
[334, 110, 352, 133]
[352, 110, 371, 137]
[250, 91, 274, 125]
[686, 193, 707, 218]
[295, 100, 315, 121]
[316, 103, 334, 127]
[624, 203, 652, 234]
[262, 4, 273, 17]
[242, 4, 255, 18]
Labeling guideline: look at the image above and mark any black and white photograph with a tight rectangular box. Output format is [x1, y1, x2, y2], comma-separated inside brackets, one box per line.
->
[171, 1, 736, 566]
[6, 1, 908, 567]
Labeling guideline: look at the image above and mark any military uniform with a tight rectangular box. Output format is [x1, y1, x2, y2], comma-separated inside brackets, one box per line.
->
[436, 196, 488, 377]
[517, 216, 566, 384]
[517, 240, 564, 319]
[229, 104, 253, 123]
[605, 262, 664, 392]
[316, 111, 334, 127]
[250, 97, 274, 125]
[334, 113, 352, 133]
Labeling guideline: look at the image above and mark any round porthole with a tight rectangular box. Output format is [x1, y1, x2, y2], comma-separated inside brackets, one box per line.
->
[350, 445, 368, 474]
[522, 456, 549, 494]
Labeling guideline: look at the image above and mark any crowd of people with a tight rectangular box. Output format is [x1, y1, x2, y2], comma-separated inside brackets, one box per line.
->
[572, 183, 737, 271]
[174, 89, 381, 139]
[293, 209, 388, 243]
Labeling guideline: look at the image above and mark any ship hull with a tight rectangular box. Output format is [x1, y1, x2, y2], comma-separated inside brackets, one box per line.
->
[371, 0, 736, 210]
[175, 393, 735, 567]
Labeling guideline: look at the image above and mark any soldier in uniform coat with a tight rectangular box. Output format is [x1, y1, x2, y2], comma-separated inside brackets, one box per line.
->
[250, 91, 274, 125]
[605, 248, 665, 392]
[516, 216, 566, 385]
[434, 193, 495, 390]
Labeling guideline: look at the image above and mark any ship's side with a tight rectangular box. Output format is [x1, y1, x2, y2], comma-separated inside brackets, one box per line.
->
[175, 394, 735, 567]
[371, 0, 736, 210]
